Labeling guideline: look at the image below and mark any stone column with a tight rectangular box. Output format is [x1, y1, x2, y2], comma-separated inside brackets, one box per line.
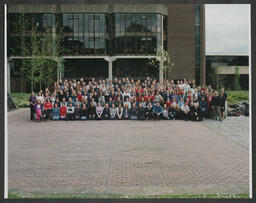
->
[104, 57, 117, 81]
[159, 61, 163, 84]
[109, 60, 113, 81]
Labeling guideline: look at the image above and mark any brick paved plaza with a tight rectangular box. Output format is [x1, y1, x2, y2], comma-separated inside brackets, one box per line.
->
[8, 108, 249, 197]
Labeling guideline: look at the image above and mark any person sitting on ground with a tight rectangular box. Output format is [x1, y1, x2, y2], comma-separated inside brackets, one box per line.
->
[43, 98, 53, 120]
[96, 102, 104, 120]
[88, 102, 96, 120]
[110, 103, 117, 120]
[74, 103, 81, 120]
[153, 102, 163, 120]
[116, 103, 123, 120]
[129, 102, 138, 120]
[52, 103, 60, 120]
[181, 102, 190, 121]
[66, 102, 75, 121]
[60, 103, 67, 120]
[102, 103, 110, 120]
[123, 104, 130, 120]
[169, 103, 177, 120]
[79, 103, 88, 120]
[162, 104, 169, 120]
[145, 102, 154, 120]
[189, 101, 200, 121]
[137, 102, 146, 120]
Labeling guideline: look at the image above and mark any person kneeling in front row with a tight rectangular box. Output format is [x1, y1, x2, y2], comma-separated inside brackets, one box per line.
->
[52, 103, 60, 120]
[110, 103, 117, 120]
[102, 104, 110, 120]
[66, 102, 75, 120]
[154, 102, 163, 120]
[79, 104, 88, 120]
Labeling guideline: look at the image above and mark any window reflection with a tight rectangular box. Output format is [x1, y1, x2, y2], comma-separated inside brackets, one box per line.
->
[112, 13, 165, 55]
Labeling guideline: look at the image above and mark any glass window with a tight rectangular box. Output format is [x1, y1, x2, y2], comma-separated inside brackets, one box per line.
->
[157, 14, 161, 33]
[89, 15, 94, 33]
[95, 16, 100, 33]
[125, 14, 131, 33]
[99, 14, 105, 33]
[84, 14, 89, 32]
[115, 14, 120, 32]
[63, 14, 73, 33]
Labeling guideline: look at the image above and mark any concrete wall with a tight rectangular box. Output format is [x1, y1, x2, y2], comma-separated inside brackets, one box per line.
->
[8, 4, 168, 15]
[167, 4, 196, 81]
[167, 4, 205, 84]
[216, 66, 249, 75]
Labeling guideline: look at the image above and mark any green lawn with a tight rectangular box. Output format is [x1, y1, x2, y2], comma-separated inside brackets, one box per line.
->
[8, 191, 249, 199]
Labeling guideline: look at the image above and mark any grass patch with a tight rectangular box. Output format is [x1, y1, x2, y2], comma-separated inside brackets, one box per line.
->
[8, 192, 249, 199]
[226, 90, 249, 106]
[10, 93, 30, 108]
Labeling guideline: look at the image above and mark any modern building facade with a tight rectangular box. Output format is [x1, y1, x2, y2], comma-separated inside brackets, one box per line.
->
[206, 54, 249, 90]
[7, 3, 205, 92]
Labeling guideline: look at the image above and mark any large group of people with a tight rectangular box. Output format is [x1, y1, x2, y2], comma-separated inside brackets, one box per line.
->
[29, 77, 228, 122]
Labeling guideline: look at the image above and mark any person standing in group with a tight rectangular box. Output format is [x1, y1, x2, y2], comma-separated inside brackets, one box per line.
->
[221, 88, 228, 118]
[219, 92, 226, 120]
[212, 91, 222, 121]
[29, 92, 37, 120]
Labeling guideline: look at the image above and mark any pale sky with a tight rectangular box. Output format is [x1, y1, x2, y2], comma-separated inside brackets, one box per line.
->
[205, 4, 250, 55]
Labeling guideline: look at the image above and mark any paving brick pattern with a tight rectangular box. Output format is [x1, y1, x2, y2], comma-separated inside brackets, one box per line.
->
[8, 108, 249, 197]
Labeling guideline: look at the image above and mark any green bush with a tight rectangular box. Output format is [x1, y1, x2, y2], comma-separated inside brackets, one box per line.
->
[10, 93, 31, 108]
[226, 91, 249, 106]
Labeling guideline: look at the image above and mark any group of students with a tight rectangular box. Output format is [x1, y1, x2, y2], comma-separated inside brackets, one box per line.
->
[29, 77, 228, 122]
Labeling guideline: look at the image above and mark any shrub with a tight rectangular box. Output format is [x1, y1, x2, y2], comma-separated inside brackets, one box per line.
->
[10, 93, 30, 108]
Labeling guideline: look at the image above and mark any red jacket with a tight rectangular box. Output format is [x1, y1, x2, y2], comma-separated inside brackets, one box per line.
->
[44, 102, 53, 110]
[77, 94, 82, 102]
[60, 106, 67, 117]
[166, 100, 172, 108]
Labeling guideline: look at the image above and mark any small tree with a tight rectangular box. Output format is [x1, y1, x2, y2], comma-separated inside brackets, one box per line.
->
[234, 66, 241, 90]
[147, 46, 174, 82]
